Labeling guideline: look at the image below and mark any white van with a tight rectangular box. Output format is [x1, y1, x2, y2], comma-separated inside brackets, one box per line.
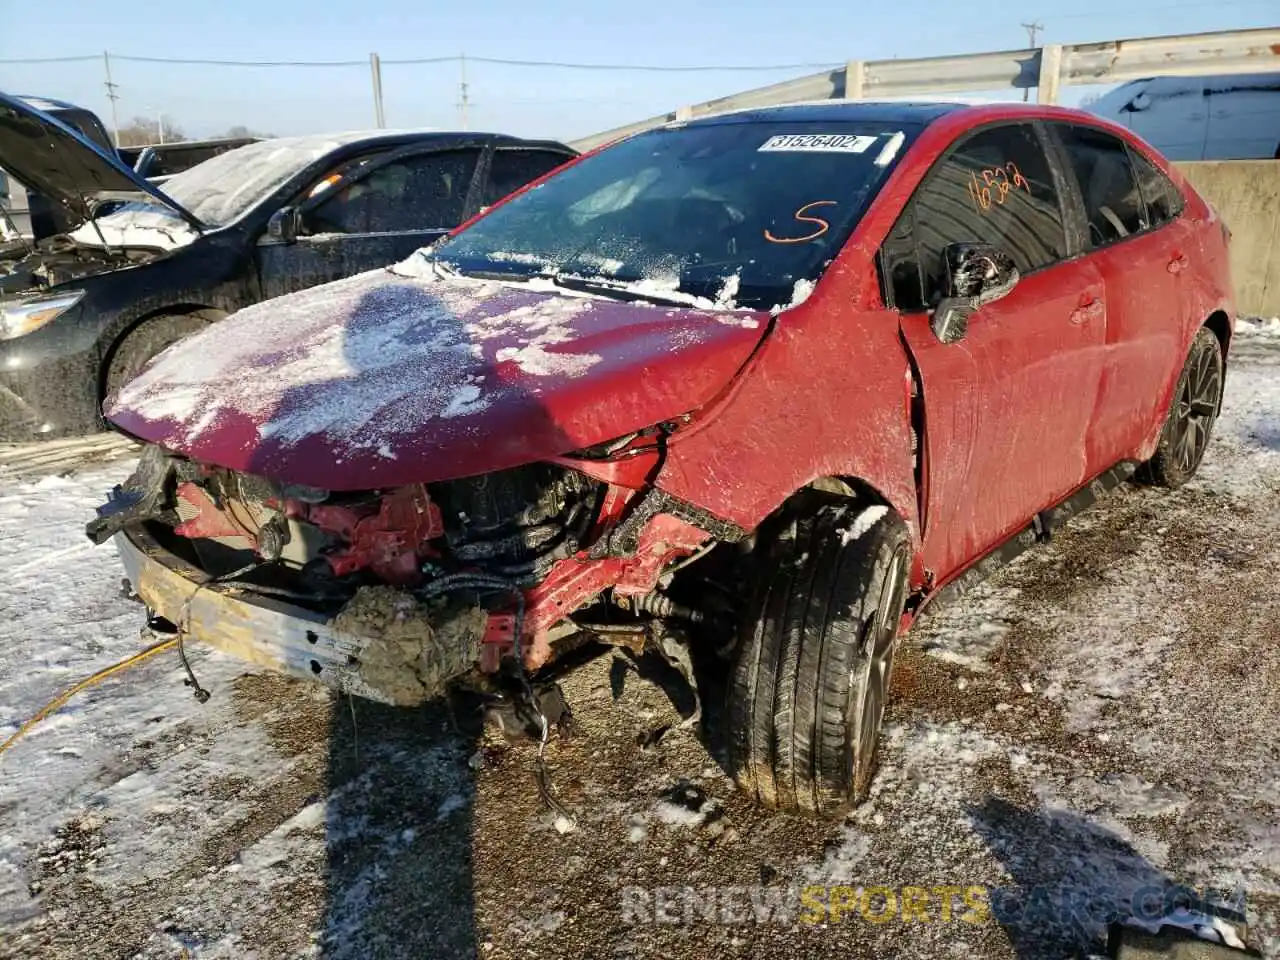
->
[1085, 72, 1279, 161]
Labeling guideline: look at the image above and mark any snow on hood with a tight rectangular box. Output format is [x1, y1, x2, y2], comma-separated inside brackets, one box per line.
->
[68, 203, 199, 251]
[107, 264, 770, 490]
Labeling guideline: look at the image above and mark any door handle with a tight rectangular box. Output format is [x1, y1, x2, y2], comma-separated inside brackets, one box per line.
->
[1070, 297, 1103, 325]
[1167, 253, 1190, 275]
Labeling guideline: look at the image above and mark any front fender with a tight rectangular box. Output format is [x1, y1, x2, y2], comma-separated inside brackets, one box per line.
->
[654, 286, 919, 544]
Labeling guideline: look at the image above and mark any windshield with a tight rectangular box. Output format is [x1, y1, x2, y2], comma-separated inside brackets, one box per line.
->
[158, 132, 379, 227]
[427, 120, 918, 310]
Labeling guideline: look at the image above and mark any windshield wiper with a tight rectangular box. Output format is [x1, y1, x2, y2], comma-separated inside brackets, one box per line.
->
[542, 273, 691, 308]
[429, 258, 697, 308]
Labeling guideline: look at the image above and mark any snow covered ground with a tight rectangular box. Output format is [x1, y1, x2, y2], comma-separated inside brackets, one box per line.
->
[1, 328, 1278, 959]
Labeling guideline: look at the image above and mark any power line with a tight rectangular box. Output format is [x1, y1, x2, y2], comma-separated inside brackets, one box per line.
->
[1, 7, 1272, 72]
[405, 55, 843, 72]
[1, 51, 841, 72]
[0, 54, 100, 64]
[99, 54, 372, 68]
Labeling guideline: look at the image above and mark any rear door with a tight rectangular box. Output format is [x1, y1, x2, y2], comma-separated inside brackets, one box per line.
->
[256, 144, 485, 299]
[883, 121, 1106, 583]
[1048, 122, 1193, 465]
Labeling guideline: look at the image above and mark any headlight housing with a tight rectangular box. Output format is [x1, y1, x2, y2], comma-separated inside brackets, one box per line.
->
[0, 291, 85, 341]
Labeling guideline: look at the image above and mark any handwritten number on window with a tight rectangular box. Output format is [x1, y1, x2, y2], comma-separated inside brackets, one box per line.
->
[967, 162, 1031, 213]
[764, 200, 838, 244]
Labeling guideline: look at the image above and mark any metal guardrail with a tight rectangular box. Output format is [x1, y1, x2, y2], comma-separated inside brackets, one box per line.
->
[570, 26, 1280, 151]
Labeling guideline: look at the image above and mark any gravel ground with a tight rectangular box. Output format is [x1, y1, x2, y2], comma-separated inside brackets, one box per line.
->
[1, 336, 1277, 960]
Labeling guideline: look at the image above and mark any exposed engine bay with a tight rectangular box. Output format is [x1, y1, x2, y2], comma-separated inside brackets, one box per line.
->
[0, 233, 157, 296]
[88, 445, 746, 707]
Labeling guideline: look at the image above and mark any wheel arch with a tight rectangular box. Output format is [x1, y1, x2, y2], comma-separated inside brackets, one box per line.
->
[777, 473, 925, 582]
[97, 304, 227, 404]
[1143, 310, 1233, 460]
[1203, 309, 1232, 360]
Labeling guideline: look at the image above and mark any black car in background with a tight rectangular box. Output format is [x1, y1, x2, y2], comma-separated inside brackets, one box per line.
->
[0, 93, 577, 440]
[118, 137, 263, 184]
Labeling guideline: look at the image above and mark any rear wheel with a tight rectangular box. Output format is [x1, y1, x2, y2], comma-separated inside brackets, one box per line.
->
[104, 314, 211, 401]
[1144, 326, 1224, 488]
[726, 497, 911, 817]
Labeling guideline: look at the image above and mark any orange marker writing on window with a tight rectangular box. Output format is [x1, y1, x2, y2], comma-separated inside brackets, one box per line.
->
[764, 200, 838, 244]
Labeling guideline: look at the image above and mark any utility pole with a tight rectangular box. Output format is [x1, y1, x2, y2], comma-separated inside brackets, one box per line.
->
[457, 53, 470, 130]
[156, 109, 166, 145]
[102, 51, 120, 147]
[369, 53, 386, 128]
[1021, 22, 1044, 102]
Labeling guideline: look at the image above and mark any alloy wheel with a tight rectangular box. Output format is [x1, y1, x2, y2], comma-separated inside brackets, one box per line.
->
[1173, 339, 1222, 475]
[852, 545, 908, 796]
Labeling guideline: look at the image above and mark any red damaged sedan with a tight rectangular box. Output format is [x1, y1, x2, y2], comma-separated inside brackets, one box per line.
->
[89, 101, 1233, 816]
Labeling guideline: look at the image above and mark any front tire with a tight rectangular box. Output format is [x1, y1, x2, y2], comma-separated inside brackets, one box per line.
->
[726, 497, 911, 817]
[104, 314, 211, 402]
[1144, 327, 1224, 488]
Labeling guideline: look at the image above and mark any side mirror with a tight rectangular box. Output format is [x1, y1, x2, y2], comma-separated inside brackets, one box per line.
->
[265, 206, 300, 244]
[930, 242, 1019, 344]
[1126, 91, 1154, 113]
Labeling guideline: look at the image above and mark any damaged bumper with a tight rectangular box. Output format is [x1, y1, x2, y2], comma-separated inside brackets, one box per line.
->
[114, 524, 487, 706]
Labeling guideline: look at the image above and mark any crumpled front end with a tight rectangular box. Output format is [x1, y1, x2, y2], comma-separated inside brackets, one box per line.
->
[91, 440, 741, 705]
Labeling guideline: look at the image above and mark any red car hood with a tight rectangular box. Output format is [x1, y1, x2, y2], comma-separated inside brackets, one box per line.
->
[107, 267, 769, 490]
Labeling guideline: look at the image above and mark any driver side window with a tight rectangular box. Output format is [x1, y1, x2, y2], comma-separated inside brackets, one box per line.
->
[302, 149, 481, 236]
[882, 123, 1067, 312]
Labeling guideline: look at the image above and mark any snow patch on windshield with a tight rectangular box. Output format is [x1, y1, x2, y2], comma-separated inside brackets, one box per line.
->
[69, 204, 198, 251]
[487, 251, 549, 266]
[714, 272, 740, 309]
[772, 278, 816, 315]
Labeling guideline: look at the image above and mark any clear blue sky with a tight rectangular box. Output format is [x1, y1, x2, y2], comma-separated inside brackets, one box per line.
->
[1, 0, 1275, 142]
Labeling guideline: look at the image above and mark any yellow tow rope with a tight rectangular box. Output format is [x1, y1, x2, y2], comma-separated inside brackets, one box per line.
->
[0, 637, 179, 760]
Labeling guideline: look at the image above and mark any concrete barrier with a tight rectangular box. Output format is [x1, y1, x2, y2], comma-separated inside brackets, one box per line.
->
[1176, 161, 1280, 318]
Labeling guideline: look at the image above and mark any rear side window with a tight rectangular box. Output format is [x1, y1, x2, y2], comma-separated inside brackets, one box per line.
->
[483, 150, 567, 206]
[1129, 148, 1185, 227]
[885, 123, 1066, 311]
[1056, 125, 1145, 246]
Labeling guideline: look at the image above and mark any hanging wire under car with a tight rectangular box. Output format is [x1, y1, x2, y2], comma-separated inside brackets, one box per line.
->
[417, 570, 575, 822]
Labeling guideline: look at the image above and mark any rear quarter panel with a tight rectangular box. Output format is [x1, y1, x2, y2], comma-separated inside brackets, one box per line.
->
[1126, 142, 1237, 456]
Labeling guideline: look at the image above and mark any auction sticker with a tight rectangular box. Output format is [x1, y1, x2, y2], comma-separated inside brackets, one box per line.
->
[758, 134, 878, 153]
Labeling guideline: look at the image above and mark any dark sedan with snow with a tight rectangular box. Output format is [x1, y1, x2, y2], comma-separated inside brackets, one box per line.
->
[0, 93, 575, 440]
